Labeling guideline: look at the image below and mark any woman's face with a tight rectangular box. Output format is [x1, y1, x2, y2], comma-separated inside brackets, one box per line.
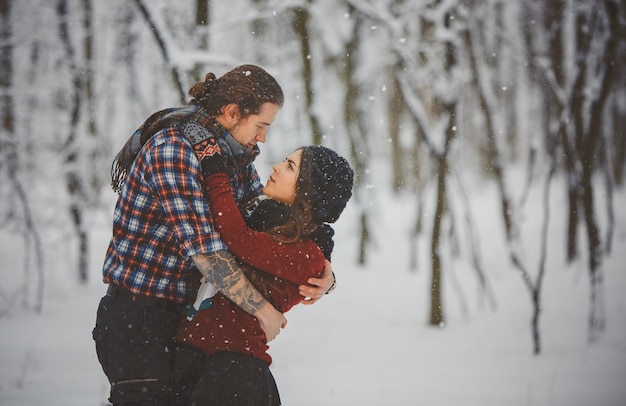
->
[229, 102, 280, 148]
[262, 149, 302, 204]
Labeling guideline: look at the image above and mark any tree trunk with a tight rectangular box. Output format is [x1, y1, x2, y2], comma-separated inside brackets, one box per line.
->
[291, 5, 323, 144]
[429, 155, 446, 326]
[57, 0, 92, 283]
[580, 172, 606, 341]
[358, 213, 370, 266]
[389, 63, 405, 192]
[611, 102, 626, 185]
[193, 0, 210, 82]
[0, 0, 12, 135]
[571, 0, 619, 342]
[196, 0, 209, 26]
[83, 0, 102, 195]
[342, 6, 371, 266]
[531, 163, 556, 354]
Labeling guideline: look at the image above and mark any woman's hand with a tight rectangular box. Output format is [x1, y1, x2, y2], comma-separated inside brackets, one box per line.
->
[299, 260, 335, 305]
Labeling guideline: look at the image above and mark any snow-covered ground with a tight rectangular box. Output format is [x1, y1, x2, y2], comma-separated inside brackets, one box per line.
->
[1, 174, 625, 406]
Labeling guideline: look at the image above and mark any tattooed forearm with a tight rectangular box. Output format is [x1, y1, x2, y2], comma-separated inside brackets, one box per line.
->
[192, 250, 267, 316]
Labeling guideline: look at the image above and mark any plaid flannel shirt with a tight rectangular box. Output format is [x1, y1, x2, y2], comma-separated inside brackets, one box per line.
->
[102, 116, 263, 303]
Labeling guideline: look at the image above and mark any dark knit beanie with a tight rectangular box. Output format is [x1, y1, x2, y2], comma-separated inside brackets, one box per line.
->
[302, 146, 354, 224]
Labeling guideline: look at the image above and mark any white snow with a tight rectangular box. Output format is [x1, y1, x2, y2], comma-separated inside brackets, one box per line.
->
[1, 172, 625, 406]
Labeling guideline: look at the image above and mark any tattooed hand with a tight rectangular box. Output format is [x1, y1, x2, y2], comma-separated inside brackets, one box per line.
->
[191, 250, 287, 341]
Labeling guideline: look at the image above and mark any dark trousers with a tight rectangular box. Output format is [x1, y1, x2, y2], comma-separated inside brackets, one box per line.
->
[92, 287, 183, 406]
[172, 344, 281, 406]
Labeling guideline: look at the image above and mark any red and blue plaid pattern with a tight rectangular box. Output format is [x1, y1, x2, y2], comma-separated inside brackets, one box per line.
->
[102, 127, 262, 302]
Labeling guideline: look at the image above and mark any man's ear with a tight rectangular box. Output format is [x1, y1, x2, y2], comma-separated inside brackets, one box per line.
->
[222, 103, 240, 125]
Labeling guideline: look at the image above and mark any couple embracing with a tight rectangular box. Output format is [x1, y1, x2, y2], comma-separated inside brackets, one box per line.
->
[93, 64, 354, 406]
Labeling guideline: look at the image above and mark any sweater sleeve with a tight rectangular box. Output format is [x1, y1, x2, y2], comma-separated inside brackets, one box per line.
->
[205, 173, 325, 284]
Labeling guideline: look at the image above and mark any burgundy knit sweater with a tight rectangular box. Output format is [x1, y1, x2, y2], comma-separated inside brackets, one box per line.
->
[175, 173, 326, 364]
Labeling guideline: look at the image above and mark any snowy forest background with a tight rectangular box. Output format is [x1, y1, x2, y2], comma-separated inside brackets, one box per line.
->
[1, 0, 625, 405]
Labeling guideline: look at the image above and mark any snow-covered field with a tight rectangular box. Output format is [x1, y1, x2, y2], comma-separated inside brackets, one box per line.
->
[1, 175, 625, 406]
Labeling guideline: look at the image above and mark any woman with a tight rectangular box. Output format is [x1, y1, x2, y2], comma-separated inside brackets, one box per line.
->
[172, 145, 354, 405]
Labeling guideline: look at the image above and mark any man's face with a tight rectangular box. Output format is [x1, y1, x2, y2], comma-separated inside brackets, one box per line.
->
[230, 102, 280, 148]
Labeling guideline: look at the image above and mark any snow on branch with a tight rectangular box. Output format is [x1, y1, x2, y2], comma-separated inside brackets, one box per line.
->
[132, 0, 186, 103]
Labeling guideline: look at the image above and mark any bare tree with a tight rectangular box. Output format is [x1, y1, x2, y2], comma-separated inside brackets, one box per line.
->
[341, 5, 374, 265]
[523, 0, 624, 343]
[461, 0, 545, 352]
[0, 0, 44, 313]
[56, 0, 92, 283]
[192, 0, 210, 82]
[291, 3, 324, 144]
[132, 0, 187, 104]
[421, 3, 461, 327]
[346, 0, 475, 325]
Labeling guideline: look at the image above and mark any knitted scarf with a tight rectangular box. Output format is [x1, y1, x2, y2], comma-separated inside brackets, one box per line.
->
[110, 106, 260, 194]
